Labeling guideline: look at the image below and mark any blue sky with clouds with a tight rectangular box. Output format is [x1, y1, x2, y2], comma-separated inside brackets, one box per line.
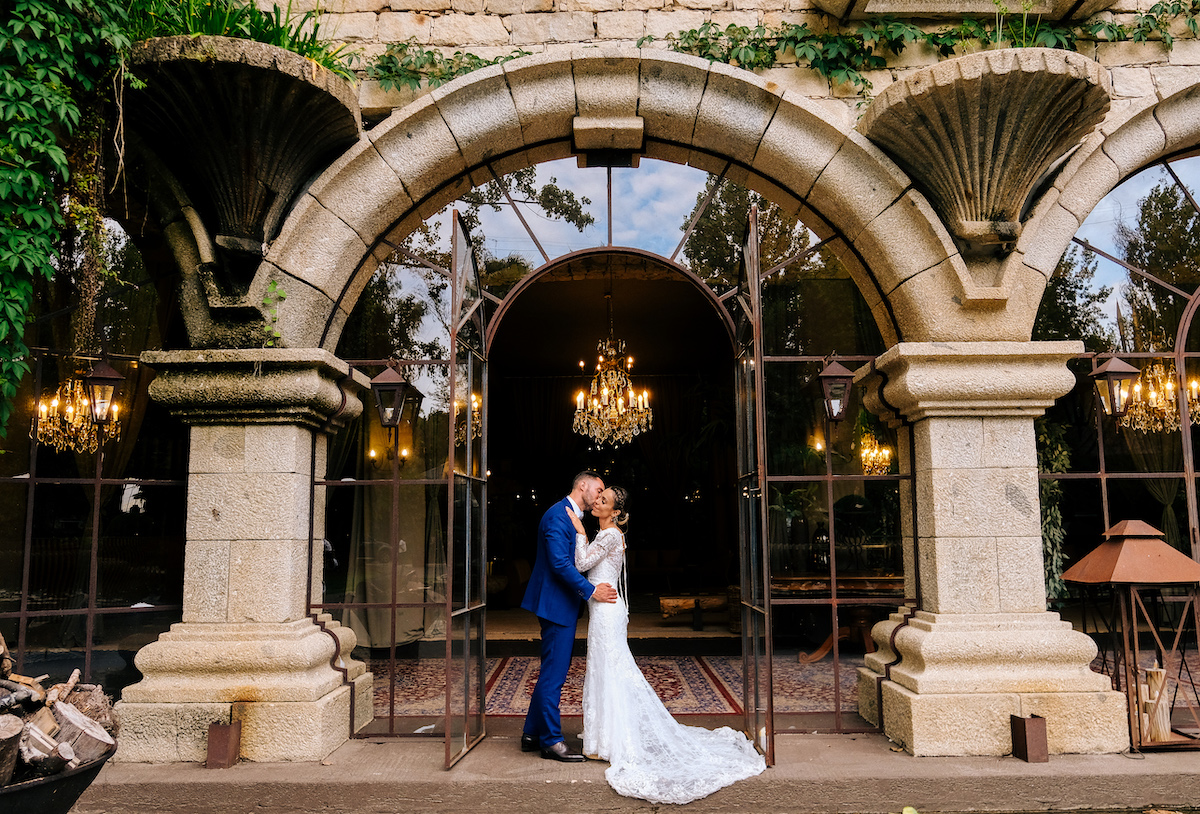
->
[424, 154, 1200, 331]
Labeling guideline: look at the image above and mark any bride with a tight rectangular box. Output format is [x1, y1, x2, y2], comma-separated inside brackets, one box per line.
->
[567, 486, 766, 804]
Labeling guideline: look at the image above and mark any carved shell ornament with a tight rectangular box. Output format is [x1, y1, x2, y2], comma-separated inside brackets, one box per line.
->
[858, 48, 1111, 254]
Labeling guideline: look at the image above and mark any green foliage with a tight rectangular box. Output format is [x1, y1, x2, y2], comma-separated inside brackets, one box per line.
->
[642, 3, 1200, 97]
[123, 0, 359, 80]
[1032, 245, 1115, 353]
[1117, 180, 1200, 352]
[368, 40, 531, 92]
[0, 0, 129, 437]
[261, 279, 287, 347]
[1036, 416, 1072, 600]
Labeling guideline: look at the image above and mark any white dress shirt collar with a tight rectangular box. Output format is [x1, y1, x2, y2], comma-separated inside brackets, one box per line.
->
[566, 496, 583, 518]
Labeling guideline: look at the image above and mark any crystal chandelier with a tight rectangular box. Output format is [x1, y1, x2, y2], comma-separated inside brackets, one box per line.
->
[573, 294, 652, 446]
[1118, 361, 1200, 434]
[455, 392, 481, 446]
[33, 376, 121, 454]
[860, 432, 891, 475]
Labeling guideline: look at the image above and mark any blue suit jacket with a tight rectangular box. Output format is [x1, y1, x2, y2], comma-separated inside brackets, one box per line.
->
[521, 497, 596, 626]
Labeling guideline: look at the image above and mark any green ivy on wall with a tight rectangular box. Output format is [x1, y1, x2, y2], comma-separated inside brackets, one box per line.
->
[639, 1, 1200, 96]
[0, 0, 129, 437]
[368, 41, 532, 92]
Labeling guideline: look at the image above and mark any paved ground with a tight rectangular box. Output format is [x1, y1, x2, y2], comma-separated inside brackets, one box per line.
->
[71, 729, 1200, 814]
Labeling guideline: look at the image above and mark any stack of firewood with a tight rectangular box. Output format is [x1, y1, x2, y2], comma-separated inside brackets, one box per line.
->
[0, 631, 117, 788]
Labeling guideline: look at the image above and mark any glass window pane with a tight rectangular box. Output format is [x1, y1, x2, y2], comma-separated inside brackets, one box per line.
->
[0, 484, 28, 613]
[1109, 477, 1188, 551]
[96, 484, 185, 608]
[360, 644, 445, 735]
[93, 608, 181, 696]
[761, 254, 884, 358]
[333, 483, 448, 650]
[29, 484, 94, 612]
[764, 362, 825, 476]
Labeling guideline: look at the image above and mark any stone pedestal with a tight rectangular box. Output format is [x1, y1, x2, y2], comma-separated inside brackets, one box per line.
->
[115, 349, 372, 762]
[855, 342, 1129, 756]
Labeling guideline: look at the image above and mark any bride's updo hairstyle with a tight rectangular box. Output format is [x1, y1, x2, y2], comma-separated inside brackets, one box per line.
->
[609, 485, 630, 529]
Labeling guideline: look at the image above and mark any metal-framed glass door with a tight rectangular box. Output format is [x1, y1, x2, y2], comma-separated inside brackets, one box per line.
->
[734, 205, 774, 764]
[446, 210, 488, 767]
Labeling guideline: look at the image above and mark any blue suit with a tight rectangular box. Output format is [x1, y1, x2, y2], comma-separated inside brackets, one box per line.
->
[521, 497, 596, 748]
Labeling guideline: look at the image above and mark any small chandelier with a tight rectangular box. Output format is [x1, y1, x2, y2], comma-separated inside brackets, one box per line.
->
[860, 432, 891, 476]
[33, 363, 124, 454]
[455, 392, 481, 446]
[573, 294, 652, 446]
[1117, 361, 1200, 434]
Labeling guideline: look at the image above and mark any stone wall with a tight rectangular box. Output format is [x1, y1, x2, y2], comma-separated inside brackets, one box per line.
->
[256, 0, 1200, 119]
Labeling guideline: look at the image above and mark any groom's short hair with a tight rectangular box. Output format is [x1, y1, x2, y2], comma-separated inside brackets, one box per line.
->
[572, 470, 602, 491]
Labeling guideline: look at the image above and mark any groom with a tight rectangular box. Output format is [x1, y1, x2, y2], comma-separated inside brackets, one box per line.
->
[520, 470, 618, 761]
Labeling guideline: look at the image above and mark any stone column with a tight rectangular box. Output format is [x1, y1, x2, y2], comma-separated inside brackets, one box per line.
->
[115, 349, 373, 762]
[855, 341, 1128, 756]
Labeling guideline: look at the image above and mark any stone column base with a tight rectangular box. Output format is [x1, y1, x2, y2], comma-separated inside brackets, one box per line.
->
[114, 617, 372, 762]
[855, 675, 1128, 756]
[856, 608, 1129, 756]
[116, 684, 355, 762]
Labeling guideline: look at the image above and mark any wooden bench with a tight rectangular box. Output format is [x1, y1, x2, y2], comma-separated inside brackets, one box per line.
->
[659, 595, 728, 631]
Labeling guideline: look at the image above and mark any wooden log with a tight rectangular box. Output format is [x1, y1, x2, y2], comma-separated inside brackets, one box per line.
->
[25, 740, 76, 778]
[19, 720, 58, 766]
[45, 668, 81, 707]
[53, 701, 115, 763]
[659, 595, 727, 618]
[28, 705, 59, 738]
[0, 713, 22, 786]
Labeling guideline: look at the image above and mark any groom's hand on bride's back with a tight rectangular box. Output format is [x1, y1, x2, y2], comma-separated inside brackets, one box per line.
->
[593, 583, 618, 603]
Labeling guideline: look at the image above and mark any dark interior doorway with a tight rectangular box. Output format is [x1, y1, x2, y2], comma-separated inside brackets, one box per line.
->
[485, 252, 737, 613]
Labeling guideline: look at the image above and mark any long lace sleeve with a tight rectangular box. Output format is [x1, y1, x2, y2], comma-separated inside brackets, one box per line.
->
[575, 529, 618, 573]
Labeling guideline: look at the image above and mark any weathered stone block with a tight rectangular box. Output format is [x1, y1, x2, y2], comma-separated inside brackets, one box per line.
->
[1016, 201, 1080, 276]
[228, 538, 309, 623]
[1019, 692, 1130, 754]
[268, 200, 369, 300]
[503, 51, 577, 144]
[562, 0, 621, 10]
[995, 535, 1049, 613]
[644, 9, 705, 38]
[430, 12, 511, 45]
[182, 540, 231, 623]
[695, 61, 780, 165]
[1096, 39, 1170, 66]
[597, 10, 645, 37]
[187, 472, 312, 542]
[853, 191, 956, 293]
[809, 131, 909, 244]
[233, 685, 352, 762]
[882, 682, 1020, 756]
[574, 47, 640, 118]
[637, 50, 710, 146]
[307, 135, 413, 246]
[371, 95, 468, 204]
[327, 11, 378, 39]
[1151, 65, 1200, 101]
[710, 10, 758, 26]
[1110, 66, 1155, 98]
[917, 534, 1002, 613]
[452, 0, 485, 11]
[431, 64, 523, 167]
[377, 10, 433, 40]
[111, 702, 232, 763]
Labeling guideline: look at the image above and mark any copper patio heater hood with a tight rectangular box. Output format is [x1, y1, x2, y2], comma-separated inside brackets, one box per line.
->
[1064, 520, 1200, 750]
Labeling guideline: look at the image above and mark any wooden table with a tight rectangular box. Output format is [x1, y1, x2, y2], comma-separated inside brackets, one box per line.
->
[659, 595, 729, 631]
[769, 575, 904, 663]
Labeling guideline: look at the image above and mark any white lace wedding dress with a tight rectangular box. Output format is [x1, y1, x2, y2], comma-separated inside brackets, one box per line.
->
[575, 527, 766, 804]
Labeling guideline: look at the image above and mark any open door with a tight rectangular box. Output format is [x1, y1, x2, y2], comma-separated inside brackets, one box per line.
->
[733, 205, 773, 765]
[446, 209, 488, 767]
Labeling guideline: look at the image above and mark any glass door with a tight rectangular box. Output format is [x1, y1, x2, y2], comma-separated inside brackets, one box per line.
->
[734, 205, 773, 764]
[446, 210, 488, 767]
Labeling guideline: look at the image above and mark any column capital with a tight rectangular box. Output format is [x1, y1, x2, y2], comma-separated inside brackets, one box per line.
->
[140, 348, 369, 429]
[857, 340, 1083, 425]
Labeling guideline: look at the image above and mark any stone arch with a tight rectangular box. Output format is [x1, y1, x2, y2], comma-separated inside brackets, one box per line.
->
[258, 48, 989, 352]
[1016, 82, 1200, 285]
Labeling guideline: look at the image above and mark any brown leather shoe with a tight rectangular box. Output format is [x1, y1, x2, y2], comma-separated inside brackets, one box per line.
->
[540, 741, 586, 762]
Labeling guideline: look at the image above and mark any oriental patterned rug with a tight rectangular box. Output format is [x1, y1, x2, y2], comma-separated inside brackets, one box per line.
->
[370, 655, 864, 717]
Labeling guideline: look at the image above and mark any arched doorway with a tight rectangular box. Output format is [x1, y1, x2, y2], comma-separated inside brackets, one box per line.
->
[312, 148, 912, 763]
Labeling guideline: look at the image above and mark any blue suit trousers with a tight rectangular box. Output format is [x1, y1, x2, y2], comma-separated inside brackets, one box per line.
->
[523, 616, 574, 748]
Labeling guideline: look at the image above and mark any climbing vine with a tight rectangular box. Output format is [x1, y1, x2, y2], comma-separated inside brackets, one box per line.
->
[368, 41, 532, 92]
[640, 1, 1200, 96]
[0, 0, 129, 437]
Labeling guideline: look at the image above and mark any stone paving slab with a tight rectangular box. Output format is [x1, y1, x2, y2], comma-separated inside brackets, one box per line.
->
[72, 733, 1200, 813]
